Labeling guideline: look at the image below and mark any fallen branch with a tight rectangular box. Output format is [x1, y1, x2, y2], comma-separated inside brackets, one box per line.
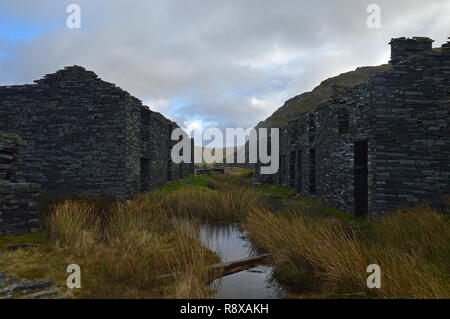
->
[208, 254, 271, 281]
[155, 254, 271, 282]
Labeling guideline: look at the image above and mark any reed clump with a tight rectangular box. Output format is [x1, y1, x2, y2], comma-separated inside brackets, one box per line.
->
[245, 203, 450, 299]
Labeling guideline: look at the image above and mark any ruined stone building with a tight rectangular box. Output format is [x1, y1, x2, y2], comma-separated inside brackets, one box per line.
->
[256, 37, 450, 219]
[0, 66, 194, 200]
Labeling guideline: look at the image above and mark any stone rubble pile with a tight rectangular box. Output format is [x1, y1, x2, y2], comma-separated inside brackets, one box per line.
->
[0, 269, 73, 299]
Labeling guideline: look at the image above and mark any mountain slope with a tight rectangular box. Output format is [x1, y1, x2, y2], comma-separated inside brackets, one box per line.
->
[257, 64, 391, 128]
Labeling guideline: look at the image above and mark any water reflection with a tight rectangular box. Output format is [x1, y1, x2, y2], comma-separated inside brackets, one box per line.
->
[200, 223, 286, 299]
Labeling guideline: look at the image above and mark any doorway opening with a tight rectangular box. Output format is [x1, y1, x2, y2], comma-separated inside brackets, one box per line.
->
[289, 151, 296, 188]
[140, 158, 150, 193]
[309, 148, 316, 194]
[354, 140, 368, 216]
[280, 154, 286, 184]
[296, 150, 302, 193]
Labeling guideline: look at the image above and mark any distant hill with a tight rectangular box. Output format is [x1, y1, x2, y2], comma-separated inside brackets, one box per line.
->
[210, 64, 392, 167]
[203, 62, 416, 164]
[225, 48, 443, 162]
[256, 64, 391, 128]
[253, 47, 443, 129]
[194, 146, 239, 165]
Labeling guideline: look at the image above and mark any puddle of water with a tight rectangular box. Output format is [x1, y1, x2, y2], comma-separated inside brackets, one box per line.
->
[200, 223, 286, 299]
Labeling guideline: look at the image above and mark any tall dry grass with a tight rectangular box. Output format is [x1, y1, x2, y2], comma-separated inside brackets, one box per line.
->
[45, 200, 219, 298]
[38, 172, 261, 298]
[139, 173, 263, 222]
[245, 204, 450, 298]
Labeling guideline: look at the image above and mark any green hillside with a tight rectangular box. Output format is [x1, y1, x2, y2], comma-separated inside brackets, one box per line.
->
[257, 64, 391, 128]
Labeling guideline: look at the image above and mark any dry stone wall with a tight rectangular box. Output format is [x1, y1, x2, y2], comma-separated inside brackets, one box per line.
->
[0, 132, 40, 237]
[0, 66, 194, 200]
[256, 37, 450, 219]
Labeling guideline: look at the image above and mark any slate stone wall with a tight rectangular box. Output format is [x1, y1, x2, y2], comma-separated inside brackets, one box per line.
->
[256, 37, 450, 219]
[368, 37, 450, 217]
[0, 132, 40, 237]
[0, 66, 194, 199]
[140, 107, 171, 192]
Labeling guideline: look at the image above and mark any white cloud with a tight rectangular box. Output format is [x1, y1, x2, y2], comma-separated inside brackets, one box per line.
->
[238, 43, 300, 70]
[0, 0, 448, 132]
[250, 97, 275, 110]
[144, 98, 172, 113]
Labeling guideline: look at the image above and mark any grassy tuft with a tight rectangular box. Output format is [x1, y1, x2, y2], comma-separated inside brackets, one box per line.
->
[244, 203, 450, 298]
[253, 183, 296, 199]
[2, 170, 447, 299]
[0, 232, 48, 251]
[1, 198, 219, 298]
[138, 172, 263, 222]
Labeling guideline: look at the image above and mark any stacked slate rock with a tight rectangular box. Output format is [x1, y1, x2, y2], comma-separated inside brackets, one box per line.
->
[0, 132, 40, 237]
[0, 65, 195, 199]
[254, 37, 450, 218]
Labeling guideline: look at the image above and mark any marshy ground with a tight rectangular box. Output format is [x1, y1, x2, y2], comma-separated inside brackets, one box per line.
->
[0, 169, 448, 299]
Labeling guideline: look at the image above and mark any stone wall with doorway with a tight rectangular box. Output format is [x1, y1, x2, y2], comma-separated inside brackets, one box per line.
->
[255, 37, 450, 219]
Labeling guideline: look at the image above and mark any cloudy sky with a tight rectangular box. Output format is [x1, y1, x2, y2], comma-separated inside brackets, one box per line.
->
[0, 0, 449, 145]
